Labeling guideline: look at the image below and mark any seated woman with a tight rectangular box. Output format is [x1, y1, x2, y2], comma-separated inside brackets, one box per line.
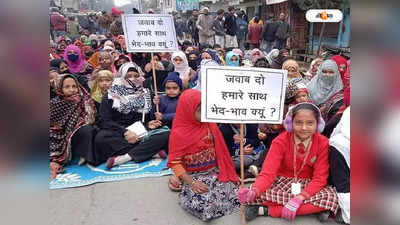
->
[186, 50, 200, 71]
[219, 123, 263, 174]
[307, 59, 344, 122]
[238, 103, 339, 222]
[329, 107, 350, 224]
[225, 51, 240, 67]
[49, 67, 59, 100]
[171, 51, 196, 89]
[151, 72, 182, 128]
[50, 74, 96, 179]
[167, 89, 240, 221]
[94, 63, 170, 168]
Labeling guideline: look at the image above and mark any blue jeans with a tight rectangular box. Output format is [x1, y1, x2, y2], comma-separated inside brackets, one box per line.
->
[275, 39, 286, 50]
[261, 40, 275, 53]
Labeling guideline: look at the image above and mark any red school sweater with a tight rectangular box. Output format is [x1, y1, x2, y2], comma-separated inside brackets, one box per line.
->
[253, 131, 330, 199]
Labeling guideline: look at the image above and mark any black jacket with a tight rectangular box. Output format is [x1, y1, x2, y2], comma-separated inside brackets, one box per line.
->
[261, 19, 278, 41]
[224, 14, 237, 36]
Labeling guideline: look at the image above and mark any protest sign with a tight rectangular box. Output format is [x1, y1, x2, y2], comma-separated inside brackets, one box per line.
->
[201, 66, 288, 124]
[121, 14, 178, 52]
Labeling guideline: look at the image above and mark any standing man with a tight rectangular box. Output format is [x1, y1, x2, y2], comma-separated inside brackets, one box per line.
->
[236, 11, 248, 50]
[224, 6, 238, 49]
[66, 16, 81, 41]
[196, 7, 215, 47]
[261, 13, 278, 53]
[174, 14, 186, 45]
[213, 9, 225, 48]
[248, 16, 263, 49]
[275, 12, 290, 49]
[187, 9, 200, 46]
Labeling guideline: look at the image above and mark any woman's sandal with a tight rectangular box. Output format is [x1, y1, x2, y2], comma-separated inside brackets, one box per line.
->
[168, 176, 183, 192]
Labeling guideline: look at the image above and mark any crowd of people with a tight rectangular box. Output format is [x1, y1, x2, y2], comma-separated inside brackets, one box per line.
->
[49, 5, 350, 225]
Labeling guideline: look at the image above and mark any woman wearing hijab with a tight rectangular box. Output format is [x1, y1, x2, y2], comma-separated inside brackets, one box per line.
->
[50, 58, 90, 91]
[50, 74, 97, 179]
[265, 49, 279, 66]
[282, 59, 303, 80]
[143, 53, 169, 93]
[49, 67, 59, 100]
[331, 55, 350, 88]
[304, 58, 323, 82]
[225, 51, 240, 67]
[329, 107, 350, 224]
[89, 51, 117, 88]
[199, 49, 222, 65]
[63, 45, 93, 76]
[171, 51, 196, 89]
[249, 48, 265, 66]
[238, 103, 339, 222]
[94, 63, 170, 168]
[190, 59, 220, 90]
[307, 60, 344, 121]
[167, 89, 240, 221]
[186, 50, 200, 71]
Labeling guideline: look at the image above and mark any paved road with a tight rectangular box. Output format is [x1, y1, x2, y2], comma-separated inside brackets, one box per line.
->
[50, 176, 338, 225]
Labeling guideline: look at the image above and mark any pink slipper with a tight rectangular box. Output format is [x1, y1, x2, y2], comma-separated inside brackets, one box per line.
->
[106, 157, 116, 170]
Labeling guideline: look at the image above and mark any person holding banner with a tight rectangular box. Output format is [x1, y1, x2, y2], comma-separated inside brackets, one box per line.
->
[238, 102, 339, 222]
[94, 63, 170, 168]
[167, 89, 240, 221]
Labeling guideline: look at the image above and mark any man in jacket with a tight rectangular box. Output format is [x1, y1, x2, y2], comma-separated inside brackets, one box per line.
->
[261, 13, 278, 53]
[213, 9, 225, 48]
[187, 9, 200, 46]
[224, 6, 238, 48]
[197, 7, 215, 47]
[236, 11, 248, 50]
[248, 16, 263, 49]
[275, 13, 290, 50]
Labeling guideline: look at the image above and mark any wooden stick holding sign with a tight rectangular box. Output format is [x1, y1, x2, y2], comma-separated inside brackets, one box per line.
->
[200, 66, 288, 225]
[239, 123, 246, 225]
[151, 52, 159, 113]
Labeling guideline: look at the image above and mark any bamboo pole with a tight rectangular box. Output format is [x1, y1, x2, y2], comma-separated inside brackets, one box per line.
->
[240, 123, 246, 225]
[151, 52, 159, 113]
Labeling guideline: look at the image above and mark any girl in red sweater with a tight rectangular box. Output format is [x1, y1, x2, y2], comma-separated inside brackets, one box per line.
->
[238, 102, 339, 221]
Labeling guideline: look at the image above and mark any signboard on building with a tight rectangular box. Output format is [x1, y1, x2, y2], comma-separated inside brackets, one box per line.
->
[176, 0, 199, 11]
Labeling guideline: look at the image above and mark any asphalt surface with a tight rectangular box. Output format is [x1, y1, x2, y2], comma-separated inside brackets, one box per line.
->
[50, 175, 338, 225]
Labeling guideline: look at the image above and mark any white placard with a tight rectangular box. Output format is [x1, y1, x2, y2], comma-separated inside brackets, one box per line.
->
[121, 14, 178, 52]
[266, 0, 288, 5]
[201, 66, 287, 124]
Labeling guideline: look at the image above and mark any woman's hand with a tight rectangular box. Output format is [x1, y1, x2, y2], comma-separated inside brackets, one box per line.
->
[243, 144, 254, 155]
[153, 95, 160, 105]
[258, 132, 267, 140]
[190, 180, 209, 194]
[233, 134, 242, 144]
[154, 112, 163, 121]
[124, 130, 140, 144]
[148, 120, 162, 130]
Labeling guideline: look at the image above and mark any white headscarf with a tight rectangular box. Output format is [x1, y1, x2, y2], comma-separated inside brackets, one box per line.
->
[265, 49, 279, 65]
[329, 107, 350, 168]
[193, 59, 219, 91]
[307, 59, 343, 106]
[172, 51, 191, 80]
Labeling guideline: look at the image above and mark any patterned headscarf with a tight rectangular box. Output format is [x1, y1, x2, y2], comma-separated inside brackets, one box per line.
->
[282, 59, 301, 79]
[108, 62, 151, 114]
[249, 48, 265, 65]
[50, 74, 96, 165]
[307, 59, 344, 106]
